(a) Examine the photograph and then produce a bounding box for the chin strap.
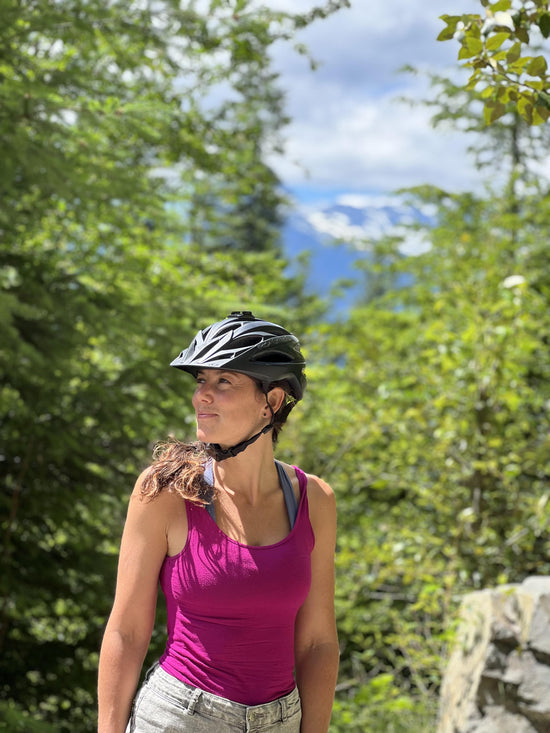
[207,423,274,461]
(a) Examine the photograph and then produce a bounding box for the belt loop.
[279,697,287,723]
[187,687,202,715]
[144,662,158,683]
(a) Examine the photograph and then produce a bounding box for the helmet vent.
[236,336,264,349]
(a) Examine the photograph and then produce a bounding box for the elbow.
[295,637,340,669]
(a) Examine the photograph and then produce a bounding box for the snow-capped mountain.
[282,193,433,310]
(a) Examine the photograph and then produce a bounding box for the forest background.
[1,0,549,731]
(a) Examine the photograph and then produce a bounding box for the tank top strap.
[292,465,308,495]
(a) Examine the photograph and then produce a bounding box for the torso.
[158,465,314,706]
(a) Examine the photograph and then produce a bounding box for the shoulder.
[124,468,189,558]
[302,471,335,502]
[287,465,335,510]
[279,463,336,535]
[302,472,336,532]
[127,467,185,525]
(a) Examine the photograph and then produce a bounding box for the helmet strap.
[207,423,273,461]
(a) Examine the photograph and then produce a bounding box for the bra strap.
[203,461,216,521]
[275,460,299,529]
[203,460,299,528]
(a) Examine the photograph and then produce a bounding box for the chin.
[197,429,223,446]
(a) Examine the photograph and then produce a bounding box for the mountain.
[281,194,432,311]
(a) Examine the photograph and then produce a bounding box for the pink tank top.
[158,466,314,705]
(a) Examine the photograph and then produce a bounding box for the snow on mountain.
[282,193,434,310]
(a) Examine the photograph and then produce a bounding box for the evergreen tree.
[0,1,346,729]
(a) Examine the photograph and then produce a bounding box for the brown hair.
[139,439,211,505]
[269,383,297,443]
[139,379,297,502]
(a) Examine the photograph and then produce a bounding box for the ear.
[267,387,285,414]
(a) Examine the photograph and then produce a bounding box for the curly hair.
[139,439,211,505]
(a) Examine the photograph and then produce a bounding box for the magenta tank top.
[158,466,314,705]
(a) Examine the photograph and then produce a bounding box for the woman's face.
[192,369,267,447]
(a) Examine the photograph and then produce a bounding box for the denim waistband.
[144,664,300,727]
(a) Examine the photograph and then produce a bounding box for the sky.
[268,0,484,205]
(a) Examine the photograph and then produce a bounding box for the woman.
[98,311,339,733]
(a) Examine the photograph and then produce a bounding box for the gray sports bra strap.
[203,460,298,528]
[203,461,216,521]
[275,460,299,529]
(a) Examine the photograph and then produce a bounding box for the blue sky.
[269,0,483,204]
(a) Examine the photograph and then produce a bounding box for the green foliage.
[0,1,344,730]
[0,700,57,732]
[438,1,550,125]
[2,1,548,731]
[331,674,438,733]
[285,180,550,727]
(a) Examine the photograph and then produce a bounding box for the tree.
[278,61,550,733]
[0,1,347,730]
[438,0,550,125]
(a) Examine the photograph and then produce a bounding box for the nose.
[193,381,213,404]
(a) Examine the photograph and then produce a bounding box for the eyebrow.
[196,369,239,378]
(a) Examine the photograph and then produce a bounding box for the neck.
[210,436,277,505]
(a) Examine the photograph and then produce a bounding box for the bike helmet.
[170,311,306,460]
[170,310,306,400]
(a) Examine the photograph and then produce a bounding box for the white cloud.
[268,0,484,196]
[271,91,479,192]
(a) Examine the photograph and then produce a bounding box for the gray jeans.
[126,664,302,732]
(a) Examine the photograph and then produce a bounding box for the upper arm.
[295,473,338,653]
[105,474,177,644]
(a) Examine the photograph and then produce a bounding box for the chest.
[162,502,313,615]
[202,460,301,547]
[212,491,291,546]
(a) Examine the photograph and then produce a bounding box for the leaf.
[508,55,535,74]
[537,11,550,38]
[516,27,530,43]
[437,15,461,41]
[484,99,507,123]
[491,0,512,11]
[459,36,484,59]
[526,55,548,77]
[485,32,510,51]
[517,93,535,123]
[533,104,550,124]
[537,91,550,109]
[506,42,522,63]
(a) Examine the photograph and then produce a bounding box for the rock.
[437,576,550,733]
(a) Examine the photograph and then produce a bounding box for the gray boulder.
[437,576,550,733]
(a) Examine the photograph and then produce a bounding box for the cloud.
[268,0,483,196]
[272,91,479,192]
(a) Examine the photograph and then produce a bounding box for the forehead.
[196,368,254,383]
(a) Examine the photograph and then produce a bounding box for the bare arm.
[97,477,182,733]
[294,474,339,733]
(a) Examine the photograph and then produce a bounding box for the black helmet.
[170,311,306,400]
